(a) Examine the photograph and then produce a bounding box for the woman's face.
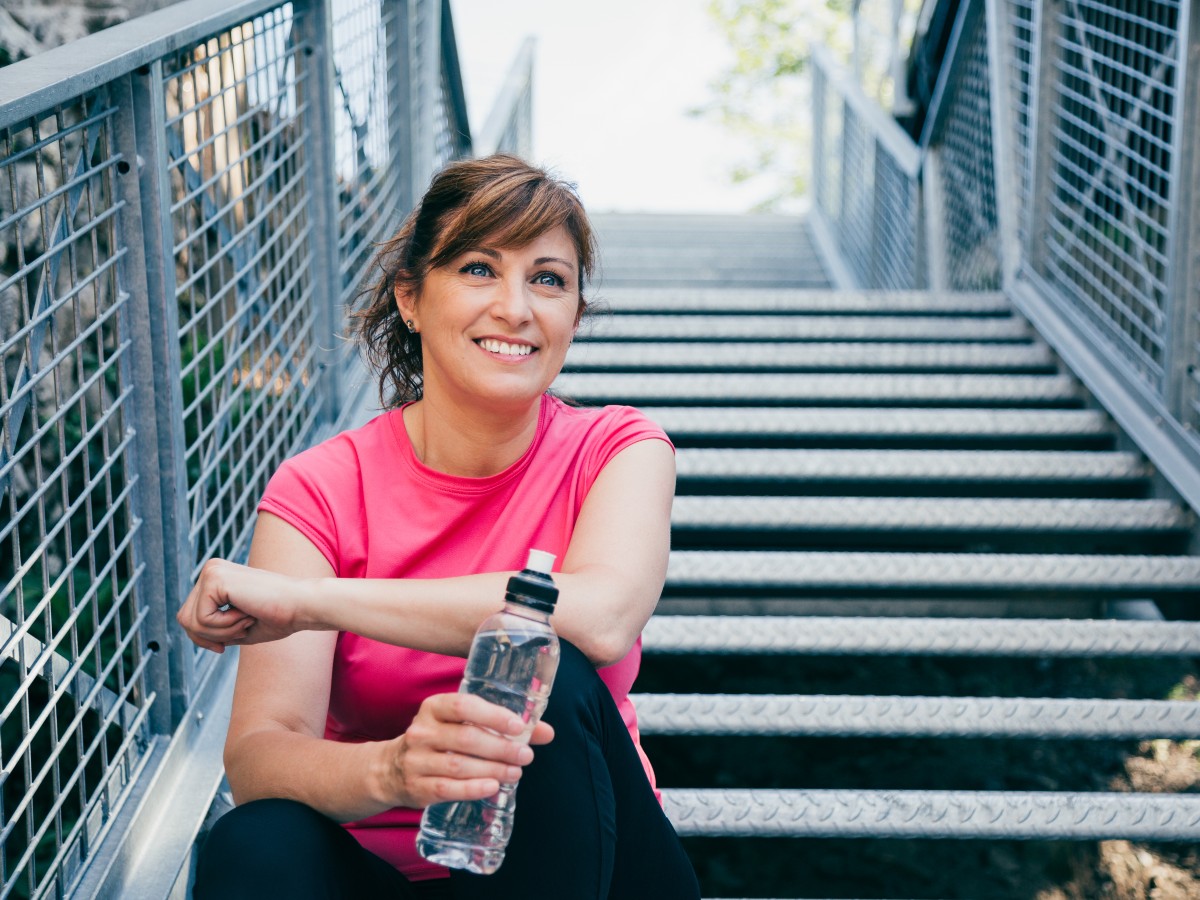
[400,225,581,413]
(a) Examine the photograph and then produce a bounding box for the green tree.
[695,0,918,210]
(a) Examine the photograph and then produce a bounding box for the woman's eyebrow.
[535,256,576,271]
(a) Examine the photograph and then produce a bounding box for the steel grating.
[634,693,1200,739]
[674,449,1147,483]
[665,550,1200,594]
[595,289,1010,315]
[578,314,1030,342]
[671,496,1186,533]
[661,789,1200,840]
[553,373,1080,406]
[642,407,1115,440]
[641,614,1200,658]
[564,341,1054,373]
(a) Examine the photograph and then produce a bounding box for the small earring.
[405,319,416,333]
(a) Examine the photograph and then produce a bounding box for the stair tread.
[633,693,1200,738]
[666,550,1200,592]
[660,788,1200,839]
[674,448,1146,480]
[671,496,1186,531]
[641,614,1200,657]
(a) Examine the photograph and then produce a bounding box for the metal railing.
[0,0,530,895]
[811,0,1200,513]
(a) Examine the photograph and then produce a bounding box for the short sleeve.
[579,405,674,499]
[257,434,363,575]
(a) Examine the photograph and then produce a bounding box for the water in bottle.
[416,549,561,874]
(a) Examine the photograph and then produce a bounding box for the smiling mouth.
[476,338,535,357]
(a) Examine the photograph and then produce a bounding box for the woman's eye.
[461,262,492,277]
[534,271,565,287]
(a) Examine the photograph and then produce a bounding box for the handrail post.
[130,59,198,728]
[111,72,175,737]
[983,0,1021,289]
[1019,0,1062,277]
[1162,1,1200,433]
[292,0,342,429]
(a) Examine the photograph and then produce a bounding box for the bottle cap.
[506,548,558,613]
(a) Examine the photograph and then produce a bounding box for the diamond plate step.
[670,496,1187,534]
[564,341,1054,373]
[634,694,1200,739]
[660,789,1200,840]
[578,314,1030,342]
[554,373,1080,407]
[596,287,1011,315]
[664,551,1200,596]
[640,615,1200,657]
[642,407,1116,447]
[674,449,1147,486]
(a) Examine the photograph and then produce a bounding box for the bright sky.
[449,0,774,214]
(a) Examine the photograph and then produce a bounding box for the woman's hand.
[176,558,318,652]
[375,692,555,810]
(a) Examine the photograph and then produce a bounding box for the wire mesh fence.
[812,0,1200,490]
[1,86,152,900]
[0,0,487,894]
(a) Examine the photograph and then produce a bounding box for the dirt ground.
[636,656,1200,899]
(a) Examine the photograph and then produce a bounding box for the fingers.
[392,692,553,808]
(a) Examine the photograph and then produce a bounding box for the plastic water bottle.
[416,549,561,874]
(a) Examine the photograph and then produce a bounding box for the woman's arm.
[221,518,551,821]
[178,438,675,667]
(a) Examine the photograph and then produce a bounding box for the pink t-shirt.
[257,395,673,880]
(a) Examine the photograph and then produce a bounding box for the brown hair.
[352,154,597,407]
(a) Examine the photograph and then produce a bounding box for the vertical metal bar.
[388,0,415,217]
[1020,0,1062,277]
[131,60,195,727]
[110,73,173,737]
[1162,1,1200,428]
[984,0,1021,289]
[415,0,441,197]
[922,148,948,290]
[291,0,341,429]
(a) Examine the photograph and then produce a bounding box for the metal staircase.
[562,212,1200,897]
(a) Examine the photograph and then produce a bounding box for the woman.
[177,155,701,899]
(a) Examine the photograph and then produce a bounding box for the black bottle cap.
[506,549,558,614]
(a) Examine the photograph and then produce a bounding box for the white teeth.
[479,338,532,356]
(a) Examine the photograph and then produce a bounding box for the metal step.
[578,314,1030,342]
[564,341,1054,373]
[660,789,1200,840]
[596,288,1011,315]
[554,373,1080,407]
[674,449,1147,487]
[664,551,1200,597]
[642,407,1116,447]
[641,615,1200,657]
[634,693,1200,739]
[671,496,1187,534]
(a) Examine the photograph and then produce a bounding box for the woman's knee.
[541,639,607,727]
[194,799,348,895]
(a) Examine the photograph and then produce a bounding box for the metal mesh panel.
[811,63,840,223]
[1040,0,1181,392]
[930,4,1001,290]
[872,145,921,289]
[0,89,153,900]
[330,0,407,431]
[839,106,876,287]
[161,5,324,585]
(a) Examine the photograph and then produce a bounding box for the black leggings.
[194,640,700,899]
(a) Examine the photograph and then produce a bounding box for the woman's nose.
[491,277,533,324]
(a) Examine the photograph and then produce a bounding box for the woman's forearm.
[225,728,393,823]
[300,567,655,667]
